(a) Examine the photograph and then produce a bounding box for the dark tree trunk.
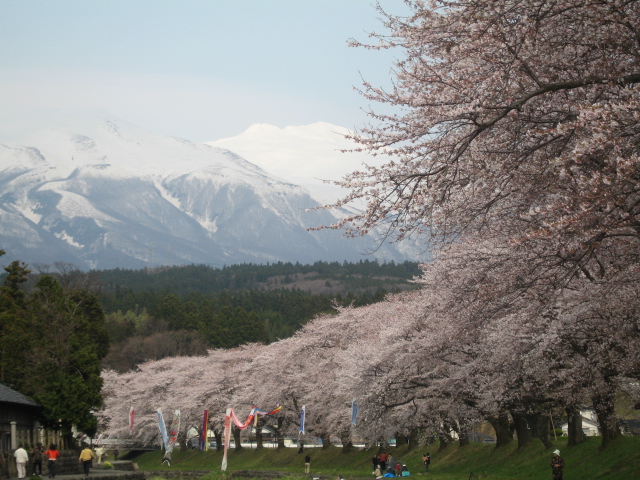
[255,426,263,449]
[512,411,532,449]
[254,416,267,449]
[437,426,453,453]
[276,417,285,448]
[340,431,353,453]
[178,431,188,452]
[395,432,408,447]
[526,412,552,449]
[592,392,621,449]
[320,433,331,450]
[565,407,586,447]
[487,412,514,448]
[458,431,470,447]
[232,425,243,450]
[407,428,419,451]
[214,431,223,451]
[450,422,469,447]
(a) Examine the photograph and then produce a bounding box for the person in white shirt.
[94,446,105,464]
[14,444,29,479]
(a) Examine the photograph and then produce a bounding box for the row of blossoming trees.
[99,0,640,452]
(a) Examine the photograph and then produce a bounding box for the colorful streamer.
[129,407,135,436]
[157,409,168,450]
[229,407,257,429]
[254,405,283,416]
[162,410,181,466]
[168,410,181,451]
[351,399,358,426]
[221,406,281,470]
[221,408,232,471]
[299,405,306,434]
[200,409,209,451]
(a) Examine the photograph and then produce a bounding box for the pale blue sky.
[0,0,407,142]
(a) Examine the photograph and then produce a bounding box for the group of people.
[371,452,415,478]
[13,444,60,479]
[371,449,563,480]
[12,443,116,479]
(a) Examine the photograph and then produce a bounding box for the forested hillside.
[90,260,421,372]
[90,259,420,296]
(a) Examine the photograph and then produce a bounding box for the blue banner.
[351,399,358,426]
[299,405,306,433]
[157,408,169,450]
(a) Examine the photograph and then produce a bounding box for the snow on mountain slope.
[0,109,413,269]
[207,122,383,204]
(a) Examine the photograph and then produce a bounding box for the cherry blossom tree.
[320,0,640,449]
[99,2,640,455]
[99,346,261,449]
[333,0,639,261]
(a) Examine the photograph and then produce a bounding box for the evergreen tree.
[0,255,110,444]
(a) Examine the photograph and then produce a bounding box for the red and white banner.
[129,407,135,435]
[220,406,281,471]
[221,408,233,471]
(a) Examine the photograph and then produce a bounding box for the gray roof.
[0,383,40,407]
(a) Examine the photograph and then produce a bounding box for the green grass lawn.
[128,436,640,480]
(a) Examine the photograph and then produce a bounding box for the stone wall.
[52,450,83,475]
[90,473,145,480]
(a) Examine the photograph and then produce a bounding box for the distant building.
[0,383,42,452]
[560,407,601,437]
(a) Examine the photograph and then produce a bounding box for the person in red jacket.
[378,452,388,472]
[44,444,60,479]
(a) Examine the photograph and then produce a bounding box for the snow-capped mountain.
[0,108,415,270]
[207,122,379,204]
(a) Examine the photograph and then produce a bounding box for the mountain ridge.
[0,109,417,270]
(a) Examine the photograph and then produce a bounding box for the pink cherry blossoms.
[100,0,639,451]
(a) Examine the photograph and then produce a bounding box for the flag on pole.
[299,405,306,434]
[351,399,358,426]
[200,410,209,451]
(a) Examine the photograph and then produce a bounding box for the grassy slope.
[129,436,640,479]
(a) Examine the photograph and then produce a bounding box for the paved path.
[9,472,143,480]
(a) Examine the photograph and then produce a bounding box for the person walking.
[304,453,311,474]
[551,450,564,480]
[422,452,431,474]
[14,444,29,479]
[31,444,43,476]
[94,446,105,464]
[79,444,95,477]
[44,444,60,479]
